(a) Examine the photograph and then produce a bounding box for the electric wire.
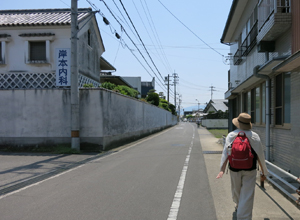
[117,0,166,83]
[157,0,225,58]
[132,0,172,74]
[87,0,177,101]
[88,0,168,93]
[141,0,173,74]
[99,0,168,92]
[86,0,167,93]
[111,0,140,42]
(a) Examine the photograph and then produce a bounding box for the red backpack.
[228,131,254,169]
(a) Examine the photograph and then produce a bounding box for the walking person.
[216,113,268,220]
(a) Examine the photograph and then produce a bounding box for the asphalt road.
[0,123,216,220]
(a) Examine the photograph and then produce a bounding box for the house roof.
[100,57,116,71]
[0,8,93,27]
[220,0,248,44]
[204,99,228,113]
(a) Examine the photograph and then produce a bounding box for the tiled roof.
[0,8,93,27]
[211,99,228,112]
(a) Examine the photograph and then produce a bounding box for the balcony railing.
[234,49,243,65]
[258,0,291,31]
[241,22,258,57]
[234,22,258,65]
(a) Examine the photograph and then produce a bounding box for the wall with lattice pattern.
[0,72,100,89]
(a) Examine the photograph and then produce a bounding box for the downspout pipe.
[253,65,270,161]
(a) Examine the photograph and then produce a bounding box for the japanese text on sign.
[56,48,71,86]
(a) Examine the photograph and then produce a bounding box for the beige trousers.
[230,169,257,220]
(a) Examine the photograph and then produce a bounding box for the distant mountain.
[180,105,206,116]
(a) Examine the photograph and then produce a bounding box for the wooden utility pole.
[71,0,80,150]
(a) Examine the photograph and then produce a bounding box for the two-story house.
[0,8,110,89]
[221,0,300,177]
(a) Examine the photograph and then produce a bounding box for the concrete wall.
[201,119,228,129]
[0,88,177,150]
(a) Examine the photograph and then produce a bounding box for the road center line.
[167,126,195,220]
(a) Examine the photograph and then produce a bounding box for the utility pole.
[196,99,200,112]
[71,0,80,150]
[172,72,179,108]
[209,85,216,100]
[178,95,182,117]
[164,75,170,103]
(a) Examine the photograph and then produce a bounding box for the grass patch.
[207,129,228,138]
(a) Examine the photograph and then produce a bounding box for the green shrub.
[115,85,139,98]
[100,82,116,90]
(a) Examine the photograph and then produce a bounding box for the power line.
[117,0,166,83]
[141,0,173,74]
[157,0,225,58]
[96,0,168,92]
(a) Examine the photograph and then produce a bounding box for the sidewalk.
[198,126,300,220]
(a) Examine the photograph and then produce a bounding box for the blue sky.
[1,0,232,111]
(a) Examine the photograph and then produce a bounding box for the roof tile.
[0,8,93,26]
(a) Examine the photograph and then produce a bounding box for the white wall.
[0,88,177,150]
[202,119,228,129]
[0,27,71,73]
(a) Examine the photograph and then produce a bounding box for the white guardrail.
[265,160,300,206]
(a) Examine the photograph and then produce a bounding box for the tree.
[146,92,160,106]
[168,104,176,115]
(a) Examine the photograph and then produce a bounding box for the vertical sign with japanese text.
[56,48,71,87]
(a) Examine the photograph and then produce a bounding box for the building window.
[30,41,46,61]
[0,42,2,63]
[255,86,260,123]
[251,89,255,123]
[88,30,91,47]
[262,83,266,124]
[0,41,6,64]
[243,82,266,125]
[275,72,291,125]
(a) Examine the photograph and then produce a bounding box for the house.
[141,77,155,98]
[203,99,228,114]
[221,0,300,177]
[0,8,108,89]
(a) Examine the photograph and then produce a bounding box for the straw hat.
[232,113,252,130]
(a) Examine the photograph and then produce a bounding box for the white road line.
[167,126,195,220]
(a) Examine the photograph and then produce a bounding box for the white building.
[221,0,300,177]
[0,8,107,89]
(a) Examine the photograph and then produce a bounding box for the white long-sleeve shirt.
[220,129,268,175]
